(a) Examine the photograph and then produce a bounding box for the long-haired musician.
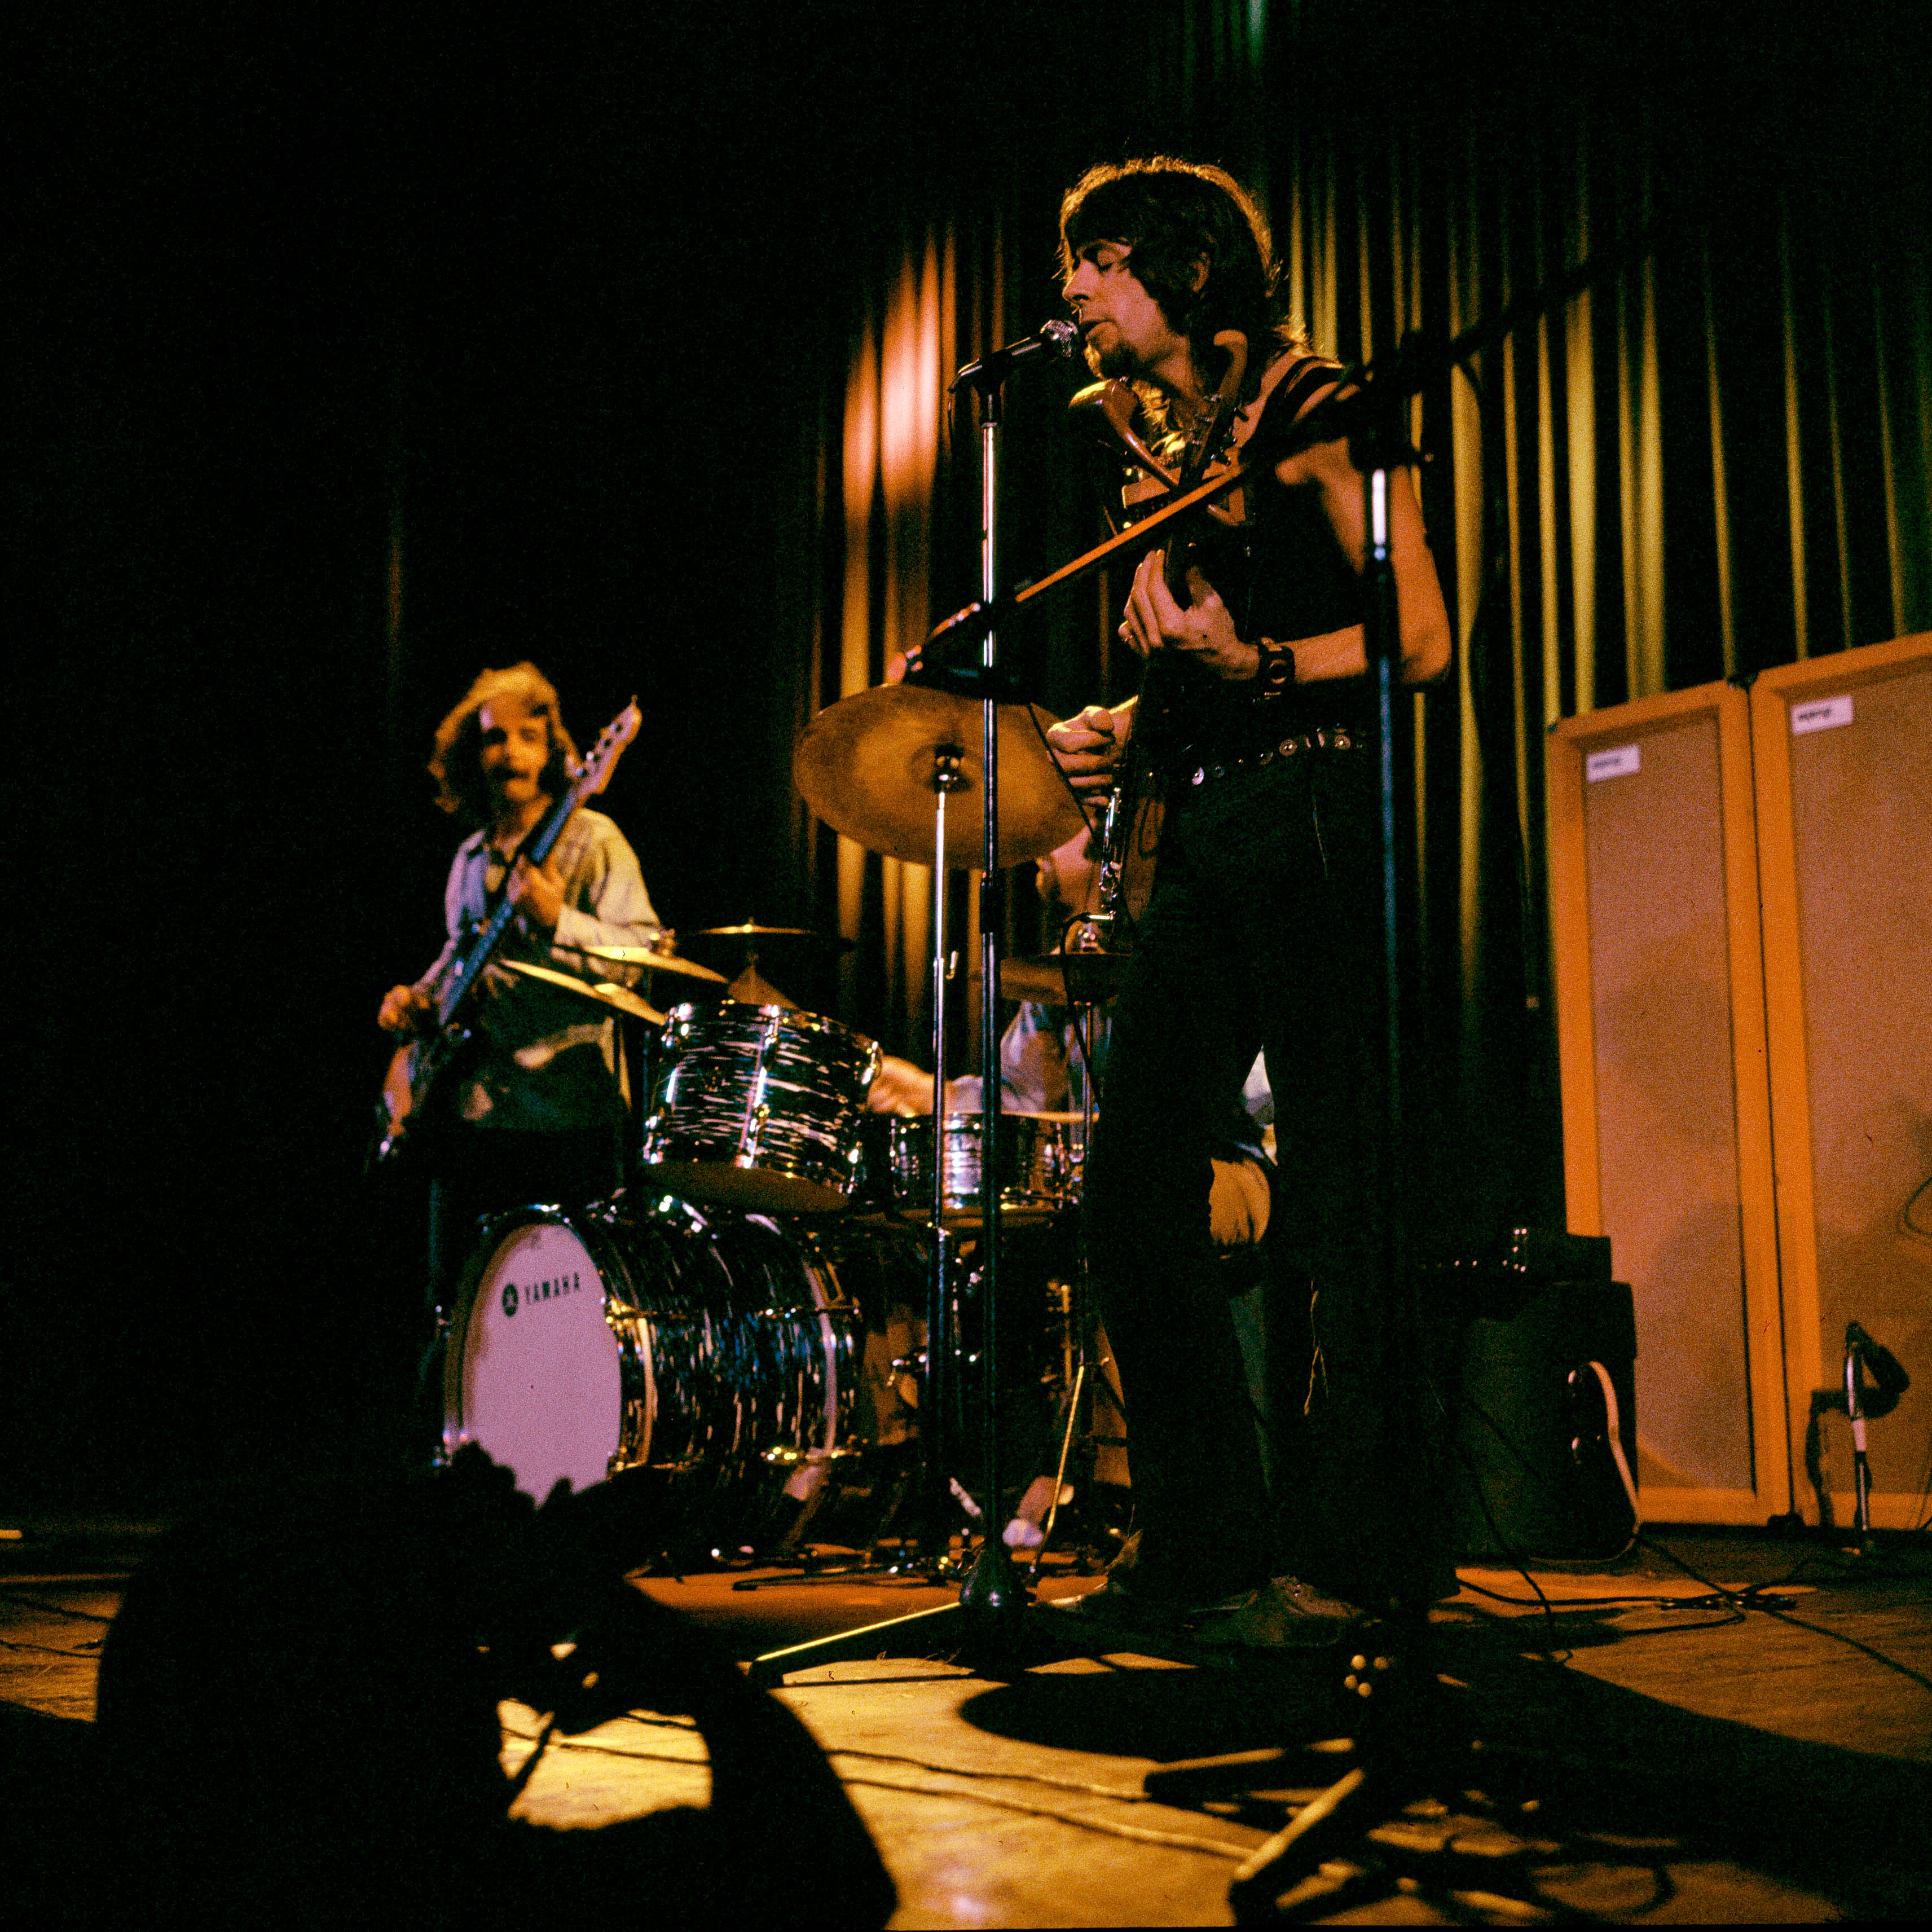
[377,662,660,1293]
[1046,159,1452,1646]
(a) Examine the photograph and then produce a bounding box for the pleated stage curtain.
[789,0,1929,1240]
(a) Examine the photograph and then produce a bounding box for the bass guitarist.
[1046,159,1452,1648]
[377,662,661,1295]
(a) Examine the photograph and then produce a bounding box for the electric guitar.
[371,698,642,1167]
[1073,333,1252,949]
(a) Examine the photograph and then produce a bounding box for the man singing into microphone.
[1046,158,1451,1648]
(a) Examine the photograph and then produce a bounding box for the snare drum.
[868,1110,1084,1224]
[639,1002,882,1212]
[441,1196,926,1549]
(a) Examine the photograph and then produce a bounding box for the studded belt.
[1187,725,1362,788]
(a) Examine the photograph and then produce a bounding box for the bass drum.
[441,1194,927,1553]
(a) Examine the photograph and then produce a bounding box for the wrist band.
[1253,639,1296,700]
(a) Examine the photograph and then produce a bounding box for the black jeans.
[1085,737,1400,1604]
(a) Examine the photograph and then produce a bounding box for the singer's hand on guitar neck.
[1121,548,1260,681]
[1046,701,1136,799]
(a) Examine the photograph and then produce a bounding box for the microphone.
[952,319,1080,391]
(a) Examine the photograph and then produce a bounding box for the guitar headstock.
[568,698,642,803]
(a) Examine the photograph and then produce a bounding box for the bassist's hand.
[377,983,433,1036]
[1124,548,1260,683]
[508,851,566,932]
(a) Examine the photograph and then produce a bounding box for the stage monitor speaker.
[1548,682,1790,1524]
[1751,634,1931,1530]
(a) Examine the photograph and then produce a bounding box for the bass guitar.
[371,697,643,1167]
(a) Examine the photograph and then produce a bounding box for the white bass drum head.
[447,1218,621,1500]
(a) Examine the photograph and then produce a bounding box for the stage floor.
[5,1523,1929,1924]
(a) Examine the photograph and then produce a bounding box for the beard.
[1085,332,1142,381]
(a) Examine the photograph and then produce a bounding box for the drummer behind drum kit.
[439,680,1112,1568]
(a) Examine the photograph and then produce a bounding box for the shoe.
[1189,1574,1363,1651]
[1056,1569,1255,1632]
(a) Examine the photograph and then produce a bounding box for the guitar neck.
[433,794,580,1030]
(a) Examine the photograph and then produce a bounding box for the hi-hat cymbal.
[581,945,728,984]
[687,923,855,953]
[794,684,1086,870]
[501,958,667,1025]
[999,952,1130,1006]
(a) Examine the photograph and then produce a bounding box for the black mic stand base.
[743,1565,1121,1690]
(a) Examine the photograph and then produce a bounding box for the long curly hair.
[1059,157,1309,430]
[428,662,579,826]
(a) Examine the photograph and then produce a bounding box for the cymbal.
[999,952,1130,1005]
[794,684,1086,870]
[581,945,728,984]
[727,964,798,1009]
[501,958,666,1025]
[688,923,855,953]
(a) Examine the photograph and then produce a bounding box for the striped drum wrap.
[639,1001,882,1212]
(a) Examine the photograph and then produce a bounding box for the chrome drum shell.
[639,1002,882,1212]
[442,1194,925,1550]
[870,1111,1084,1224]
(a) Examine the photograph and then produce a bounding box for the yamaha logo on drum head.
[498,1271,584,1319]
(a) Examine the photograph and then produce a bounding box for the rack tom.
[866,1110,1084,1225]
[639,1002,881,1212]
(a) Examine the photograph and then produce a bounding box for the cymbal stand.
[1028,987,1108,1574]
[921,747,967,1567]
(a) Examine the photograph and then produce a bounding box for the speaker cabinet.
[1548,682,1789,1523]
[1548,635,1932,1529]
[1752,636,1932,1530]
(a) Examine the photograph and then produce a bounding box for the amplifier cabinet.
[1751,636,1931,1530]
[1548,635,1931,1528]
[1548,684,1788,1524]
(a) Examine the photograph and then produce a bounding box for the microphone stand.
[746,329,1086,1687]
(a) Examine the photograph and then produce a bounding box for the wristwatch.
[1253,638,1296,700]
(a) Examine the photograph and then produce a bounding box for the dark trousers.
[1085,740,1402,1605]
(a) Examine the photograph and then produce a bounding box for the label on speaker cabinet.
[1586,743,1641,782]
[1790,693,1854,735]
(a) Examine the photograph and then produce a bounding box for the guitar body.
[371,1022,478,1167]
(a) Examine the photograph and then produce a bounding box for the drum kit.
[439,679,1117,1573]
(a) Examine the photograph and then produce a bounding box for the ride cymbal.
[794,684,1085,870]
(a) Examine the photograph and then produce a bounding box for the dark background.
[13,1,1924,1510]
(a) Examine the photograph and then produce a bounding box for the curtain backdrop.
[788,0,1929,1247]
